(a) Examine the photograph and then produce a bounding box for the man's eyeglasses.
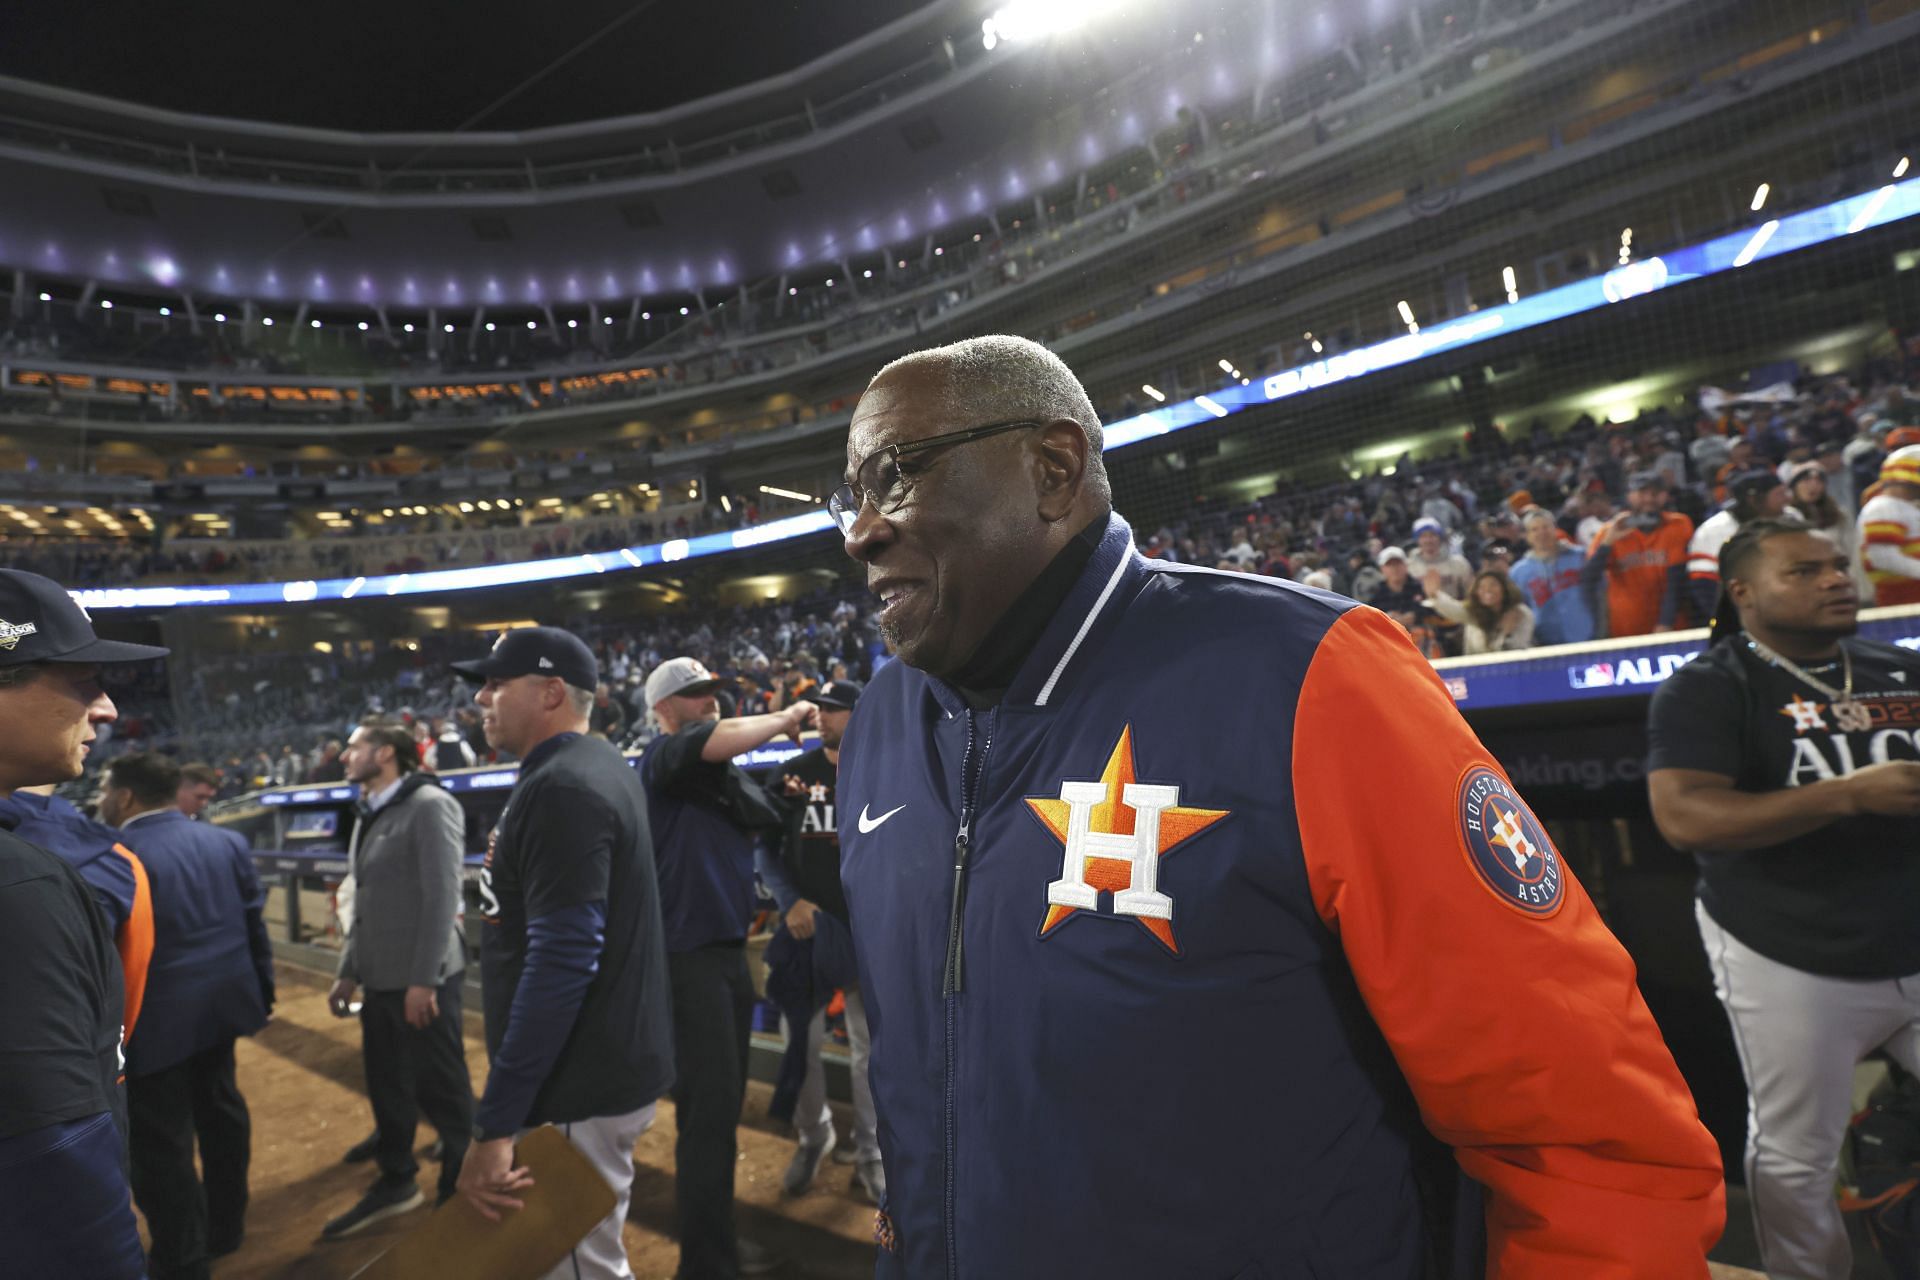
[829,418,1043,536]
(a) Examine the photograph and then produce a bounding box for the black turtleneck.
[950,511,1110,708]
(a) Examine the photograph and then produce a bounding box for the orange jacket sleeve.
[110,843,154,1042]
[1292,606,1723,1278]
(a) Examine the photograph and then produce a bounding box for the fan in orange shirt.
[1587,470,1696,636]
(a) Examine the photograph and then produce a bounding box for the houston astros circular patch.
[1456,765,1563,918]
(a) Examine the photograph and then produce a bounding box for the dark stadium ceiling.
[1,0,940,131]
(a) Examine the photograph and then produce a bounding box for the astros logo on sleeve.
[1456,765,1563,917]
[1024,726,1230,954]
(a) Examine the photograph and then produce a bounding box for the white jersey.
[1686,510,1740,586]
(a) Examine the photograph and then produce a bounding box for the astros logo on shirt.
[1024,726,1230,954]
[1456,765,1563,917]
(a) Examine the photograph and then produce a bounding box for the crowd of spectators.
[1128,338,1920,659]
[79,589,884,801]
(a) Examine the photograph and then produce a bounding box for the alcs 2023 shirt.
[767,746,851,926]
[479,733,674,1124]
[1647,635,1920,977]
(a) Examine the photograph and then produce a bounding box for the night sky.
[4,0,942,131]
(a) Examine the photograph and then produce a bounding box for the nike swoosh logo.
[858,804,907,834]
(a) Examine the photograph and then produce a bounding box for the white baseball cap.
[644,656,724,709]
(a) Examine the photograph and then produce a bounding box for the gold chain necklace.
[1746,636,1869,731]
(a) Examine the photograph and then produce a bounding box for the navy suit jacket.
[116,810,273,1077]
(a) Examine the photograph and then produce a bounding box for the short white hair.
[871,335,1110,501]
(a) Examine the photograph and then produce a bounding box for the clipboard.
[350,1125,618,1280]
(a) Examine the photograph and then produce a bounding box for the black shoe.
[342,1131,380,1164]
[321,1180,425,1239]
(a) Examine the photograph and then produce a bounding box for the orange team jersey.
[1590,511,1694,636]
[1295,606,1724,1275]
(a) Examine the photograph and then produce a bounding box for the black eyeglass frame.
[829,417,1044,534]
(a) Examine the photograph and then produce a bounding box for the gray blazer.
[337,777,466,991]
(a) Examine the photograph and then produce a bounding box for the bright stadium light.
[1217,358,1234,373]
[403,322,414,333]
[445,323,455,333]
[485,322,496,332]
[262,317,274,327]
[982,0,1117,50]
[100,299,113,309]
[37,292,49,302]
[1502,265,1519,304]
[1732,219,1779,268]
[1751,183,1770,212]
[158,306,170,317]
[759,484,817,503]
[1898,157,1912,179]
[357,321,369,331]
[526,320,537,329]
[566,318,577,329]
[310,318,321,328]
[1141,384,1165,402]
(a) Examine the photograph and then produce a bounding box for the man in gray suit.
[323,719,474,1238]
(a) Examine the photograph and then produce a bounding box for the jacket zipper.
[943,707,993,1279]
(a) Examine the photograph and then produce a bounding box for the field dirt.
[166,964,876,1279]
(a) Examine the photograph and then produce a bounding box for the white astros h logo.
[1491,808,1538,873]
[1026,727,1230,954]
[1780,694,1828,734]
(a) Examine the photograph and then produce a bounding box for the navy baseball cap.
[0,569,170,667]
[1729,469,1784,503]
[451,626,598,690]
[812,679,863,711]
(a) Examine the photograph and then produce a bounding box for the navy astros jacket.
[835,514,1723,1280]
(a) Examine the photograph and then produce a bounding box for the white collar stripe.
[1034,550,1133,707]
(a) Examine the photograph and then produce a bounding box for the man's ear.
[1033,419,1089,523]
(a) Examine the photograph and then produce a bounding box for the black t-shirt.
[768,746,850,926]
[0,823,126,1146]
[479,734,674,1124]
[1647,636,1920,977]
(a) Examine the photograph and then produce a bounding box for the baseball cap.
[1377,546,1409,566]
[1729,469,1784,503]
[1881,445,1920,488]
[1782,460,1826,488]
[1626,469,1667,492]
[812,679,864,712]
[1411,516,1444,537]
[0,570,170,667]
[643,656,724,709]
[451,626,598,690]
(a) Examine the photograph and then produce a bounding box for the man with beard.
[323,719,473,1237]
[641,656,815,1279]
[828,334,1722,1278]
[1650,521,1920,1279]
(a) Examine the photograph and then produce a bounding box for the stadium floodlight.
[982,0,1116,50]
[1193,395,1229,419]
[1751,183,1770,212]
[311,319,321,328]
[403,323,414,333]
[680,307,690,316]
[36,292,49,302]
[789,287,797,296]
[1732,220,1779,268]
[1848,185,1896,234]
[566,319,577,329]
[760,484,817,503]
[527,320,537,329]
[720,495,732,513]
[458,502,474,513]
[1217,358,1234,373]
[1141,384,1165,402]
[1502,265,1519,304]
[863,269,873,279]
[641,311,651,320]
[605,315,614,324]
[1899,157,1912,179]
[263,317,274,326]
[357,321,369,331]
[100,299,113,309]
[214,312,227,323]
[445,323,455,332]
[485,322,497,331]
[159,307,170,317]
